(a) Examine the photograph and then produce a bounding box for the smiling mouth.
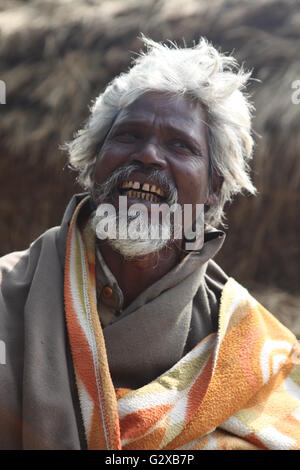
[119,180,165,203]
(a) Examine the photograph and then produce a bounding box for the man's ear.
[206,172,223,206]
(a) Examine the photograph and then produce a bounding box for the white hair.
[65,35,256,227]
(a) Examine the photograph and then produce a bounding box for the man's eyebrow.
[112,119,206,151]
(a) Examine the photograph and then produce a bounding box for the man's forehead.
[113,92,208,134]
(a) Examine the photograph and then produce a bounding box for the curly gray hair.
[65,35,256,227]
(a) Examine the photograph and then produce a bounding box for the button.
[102,286,113,299]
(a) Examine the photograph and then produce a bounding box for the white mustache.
[92,163,178,206]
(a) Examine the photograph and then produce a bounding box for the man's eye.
[171,140,192,151]
[115,132,139,142]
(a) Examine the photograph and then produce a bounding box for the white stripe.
[256,426,296,450]
[213,281,250,369]
[225,284,249,327]
[283,377,300,402]
[260,340,292,384]
[202,434,218,450]
[273,353,289,375]
[291,407,300,422]
[220,415,250,437]
[167,395,188,427]
[118,389,181,417]
[77,377,94,435]
[68,229,93,348]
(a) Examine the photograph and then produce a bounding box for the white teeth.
[122,180,164,197]
[149,185,164,197]
[122,180,164,201]
[142,183,150,192]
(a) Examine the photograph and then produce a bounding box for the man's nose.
[131,142,167,169]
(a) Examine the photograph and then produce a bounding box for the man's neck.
[96,239,182,309]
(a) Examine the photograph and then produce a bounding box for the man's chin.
[91,203,175,259]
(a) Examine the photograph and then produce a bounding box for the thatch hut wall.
[0,0,299,294]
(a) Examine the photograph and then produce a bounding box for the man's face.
[93,91,212,211]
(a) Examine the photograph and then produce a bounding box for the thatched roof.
[0,0,299,292]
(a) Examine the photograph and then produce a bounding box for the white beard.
[92,209,172,259]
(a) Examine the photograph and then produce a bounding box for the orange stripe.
[120,404,172,441]
[65,279,100,404]
[123,422,169,450]
[89,405,109,450]
[238,328,262,390]
[116,388,133,400]
[246,432,268,449]
[64,201,107,449]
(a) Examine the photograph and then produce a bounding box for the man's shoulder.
[0,193,90,283]
[0,227,60,284]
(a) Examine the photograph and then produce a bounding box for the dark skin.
[93,92,221,308]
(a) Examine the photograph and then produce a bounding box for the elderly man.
[1,37,300,450]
